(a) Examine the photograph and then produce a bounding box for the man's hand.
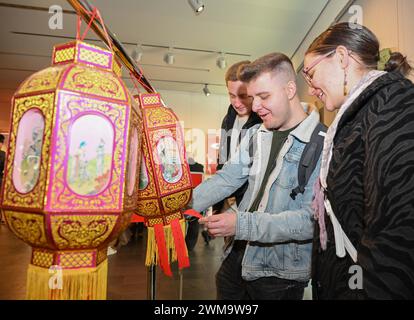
[199,213,237,237]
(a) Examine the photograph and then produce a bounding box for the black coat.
[312,72,414,300]
[213,105,262,212]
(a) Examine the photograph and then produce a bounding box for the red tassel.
[171,219,190,270]
[183,209,203,219]
[153,224,172,277]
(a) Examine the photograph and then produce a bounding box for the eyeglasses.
[302,50,336,86]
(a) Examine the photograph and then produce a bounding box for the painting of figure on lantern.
[156,135,182,184]
[138,156,149,190]
[12,109,45,194]
[66,114,114,196]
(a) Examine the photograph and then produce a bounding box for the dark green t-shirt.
[248,125,298,212]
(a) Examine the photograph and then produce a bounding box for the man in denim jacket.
[193,53,323,300]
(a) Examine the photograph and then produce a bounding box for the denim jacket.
[193,110,322,282]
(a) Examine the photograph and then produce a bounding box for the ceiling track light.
[203,84,211,96]
[187,0,205,14]
[131,44,143,62]
[216,53,227,70]
[163,47,175,65]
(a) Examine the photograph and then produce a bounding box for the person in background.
[303,22,414,299]
[191,53,324,300]
[213,61,262,215]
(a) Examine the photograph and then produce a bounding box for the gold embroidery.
[32,249,54,268]
[145,107,175,128]
[54,47,75,64]
[4,211,48,247]
[59,251,94,268]
[62,66,126,102]
[50,214,118,249]
[96,247,108,265]
[161,190,191,214]
[146,217,164,227]
[142,95,161,106]
[165,212,183,224]
[112,58,122,77]
[79,46,110,68]
[136,199,160,217]
[18,67,64,95]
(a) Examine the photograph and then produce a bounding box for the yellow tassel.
[144,219,187,267]
[26,259,108,300]
[145,226,156,266]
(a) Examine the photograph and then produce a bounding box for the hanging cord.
[76,7,112,51]
[129,66,154,94]
[129,71,142,95]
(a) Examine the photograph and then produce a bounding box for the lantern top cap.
[52,40,121,76]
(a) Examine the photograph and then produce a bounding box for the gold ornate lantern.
[135,93,193,276]
[0,40,142,299]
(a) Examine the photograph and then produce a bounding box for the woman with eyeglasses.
[303,22,414,299]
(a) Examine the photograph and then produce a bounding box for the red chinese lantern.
[0,33,142,299]
[135,93,194,276]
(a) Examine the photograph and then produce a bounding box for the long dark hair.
[306,22,412,76]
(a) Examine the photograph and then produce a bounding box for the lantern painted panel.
[45,92,128,212]
[12,108,45,194]
[155,135,183,184]
[66,114,114,196]
[150,128,191,197]
[138,155,149,190]
[127,128,139,196]
[2,93,55,210]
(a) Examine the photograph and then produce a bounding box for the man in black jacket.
[213,61,262,214]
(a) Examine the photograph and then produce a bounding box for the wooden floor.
[0,223,222,300]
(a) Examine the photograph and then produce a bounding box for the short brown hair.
[238,53,295,83]
[225,60,251,83]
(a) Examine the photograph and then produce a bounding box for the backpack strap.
[290,123,327,200]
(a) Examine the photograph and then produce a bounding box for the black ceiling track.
[0,2,76,14]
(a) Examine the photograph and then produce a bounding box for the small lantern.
[0,40,143,299]
[135,93,192,276]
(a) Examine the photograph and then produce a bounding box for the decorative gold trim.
[50,214,118,249]
[54,47,76,64]
[4,211,49,247]
[161,190,191,215]
[2,93,54,209]
[17,66,65,95]
[61,66,127,102]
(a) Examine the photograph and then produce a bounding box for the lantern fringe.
[26,259,108,300]
[145,219,187,270]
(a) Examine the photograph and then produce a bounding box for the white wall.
[158,89,229,166]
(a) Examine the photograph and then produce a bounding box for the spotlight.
[216,53,227,69]
[131,44,143,62]
[163,48,175,65]
[203,84,211,96]
[188,0,205,14]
